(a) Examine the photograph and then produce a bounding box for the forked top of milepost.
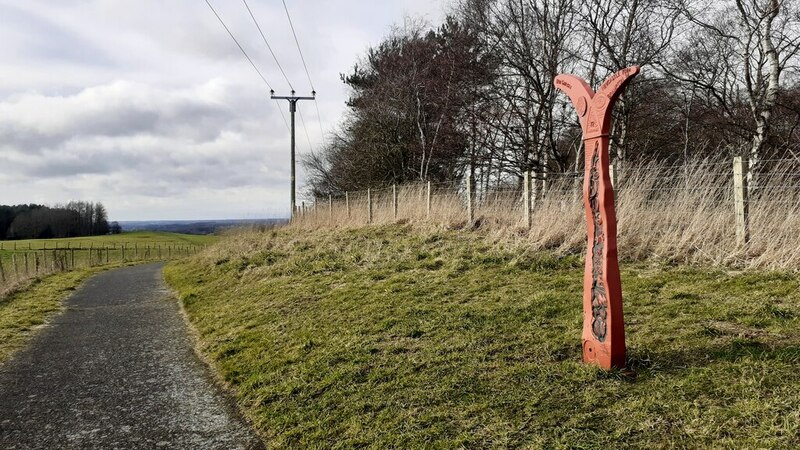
[554,66,640,140]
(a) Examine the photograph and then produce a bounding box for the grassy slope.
[165,225,800,449]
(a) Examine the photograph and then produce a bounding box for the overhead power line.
[204,0,289,131]
[276,103,290,130]
[241,0,294,91]
[280,0,326,147]
[204,0,273,92]
[281,0,315,92]
[313,101,325,147]
[298,109,314,152]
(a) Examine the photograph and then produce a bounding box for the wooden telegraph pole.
[271,90,316,222]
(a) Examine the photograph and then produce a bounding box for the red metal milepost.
[554,66,640,369]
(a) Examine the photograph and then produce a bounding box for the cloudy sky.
[0,0,446,221]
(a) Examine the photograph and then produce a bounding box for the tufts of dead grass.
[286,159,800,270]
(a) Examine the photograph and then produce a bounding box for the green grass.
[165,225,800,449]
[0,231,215,290]
[0,231,217,250]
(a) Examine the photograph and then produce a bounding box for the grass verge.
[0,268,104,365]
[165,225,800,448]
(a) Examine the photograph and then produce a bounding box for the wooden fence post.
[0,259,6,283]
[329,194,333,225]
[345,192,351,218]
[12,253,18,278]
[24,253,29,275]
[524,170,532,228]
[392,184,398,219]
[609,163,616,188]
[466,178,474,224]
[541,167,548,199]
[367,188,373,224]
[426,181,432,219]
[733,156,750,246]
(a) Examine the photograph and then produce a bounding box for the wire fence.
[290,157,800,270]
[0,243,204,296]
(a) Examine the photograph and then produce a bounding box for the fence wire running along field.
[290,158,800,271]
[0,242,203,296]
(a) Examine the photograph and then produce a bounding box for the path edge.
[161,268,269,448]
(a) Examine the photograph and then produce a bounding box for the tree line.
[305,0,800,196]
[0,201,121,240]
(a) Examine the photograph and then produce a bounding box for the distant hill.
[118,219,287,235]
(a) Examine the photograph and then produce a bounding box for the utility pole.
[271,89,316,220]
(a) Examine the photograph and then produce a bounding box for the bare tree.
[580,0,680,163]
[668,0,800,187]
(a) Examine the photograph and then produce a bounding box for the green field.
[0,231,220,366]
[166,225,800,449]
[0,231,217,251]
[0,232,217,288]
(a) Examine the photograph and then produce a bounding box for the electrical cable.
[281,0,314,91]
[204,0,273,91]
[279,0,327,146]
[205,0,289,131]
[275,102,290,131]
[242,0,294,91]
[298,108,314,152]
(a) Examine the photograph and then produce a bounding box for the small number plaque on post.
[554,66,639,369]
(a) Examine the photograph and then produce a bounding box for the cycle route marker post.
[554,66,640,369]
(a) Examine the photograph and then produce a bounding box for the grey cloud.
[0,81,243,153]
[1,4,115,67]
[0,0,444,219]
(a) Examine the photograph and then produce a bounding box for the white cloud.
[0,0,447,220]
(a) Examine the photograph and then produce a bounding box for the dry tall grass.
[288,159,800,270]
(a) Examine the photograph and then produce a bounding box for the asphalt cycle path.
[0,263,263,449]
